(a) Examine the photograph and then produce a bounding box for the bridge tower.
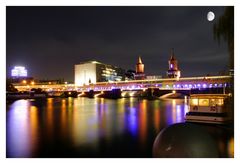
[135,56,145,80]
[167,48,181,78]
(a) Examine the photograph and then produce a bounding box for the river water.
[6,97,233,158]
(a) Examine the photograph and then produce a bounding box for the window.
[191,99,198,106]
[210,99,216,106]
[199,99,209,106]
[216,99,224,106]
[210,98,224,106]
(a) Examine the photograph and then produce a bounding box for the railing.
[13,75,232,92]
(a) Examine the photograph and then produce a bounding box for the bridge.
[13,75,232,98]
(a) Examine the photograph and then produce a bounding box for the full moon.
[207,11,215,21]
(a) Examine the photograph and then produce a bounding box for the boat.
[185,94,233,124]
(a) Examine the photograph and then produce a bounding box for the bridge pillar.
[86,90,95,98]
[61,91,78,98]
[104,89,121,99]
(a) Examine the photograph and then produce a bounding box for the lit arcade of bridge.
[15,75,232,93]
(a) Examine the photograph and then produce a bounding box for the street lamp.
[22,80,27,84]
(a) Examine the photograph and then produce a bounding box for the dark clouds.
[6,6,229,81]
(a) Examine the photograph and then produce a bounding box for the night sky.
[6,6,229,82]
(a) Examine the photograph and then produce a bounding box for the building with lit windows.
[135,56,145,80]
[75,61,125,86]
[167,49,181,78]
[11,66,27,77]
[8,66,34,84]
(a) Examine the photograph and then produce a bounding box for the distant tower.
[167,49,181,78]
[136,56,144,73]
[135,56,145,80]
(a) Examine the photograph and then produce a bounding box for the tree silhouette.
[6,79,18,92]
[213,7,234,69]
[214,7,234,123]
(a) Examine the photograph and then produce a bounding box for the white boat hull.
[185,115,231,124]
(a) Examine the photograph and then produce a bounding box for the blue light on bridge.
[203,84,207,88]
[71,76,230,92]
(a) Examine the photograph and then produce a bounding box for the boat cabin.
[185,94,232,124]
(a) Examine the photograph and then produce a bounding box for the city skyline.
[5,4,235,159]
[7,6,229,81]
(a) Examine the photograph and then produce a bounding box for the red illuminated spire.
[167,48,181,78]
[138,56,142,64]
[136,56,144,74]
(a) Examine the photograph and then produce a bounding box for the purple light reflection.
[7,100,38,157]
[126,107,138,136]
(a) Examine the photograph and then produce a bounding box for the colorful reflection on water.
[6,100,39,157]
[7,97,231,157]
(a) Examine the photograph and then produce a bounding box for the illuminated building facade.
[135,56,145,80]
[9,66,34,84]
[146,75,162,80]
[11,66,27,77]
[167,49,181,78]
[75,61,125,86]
